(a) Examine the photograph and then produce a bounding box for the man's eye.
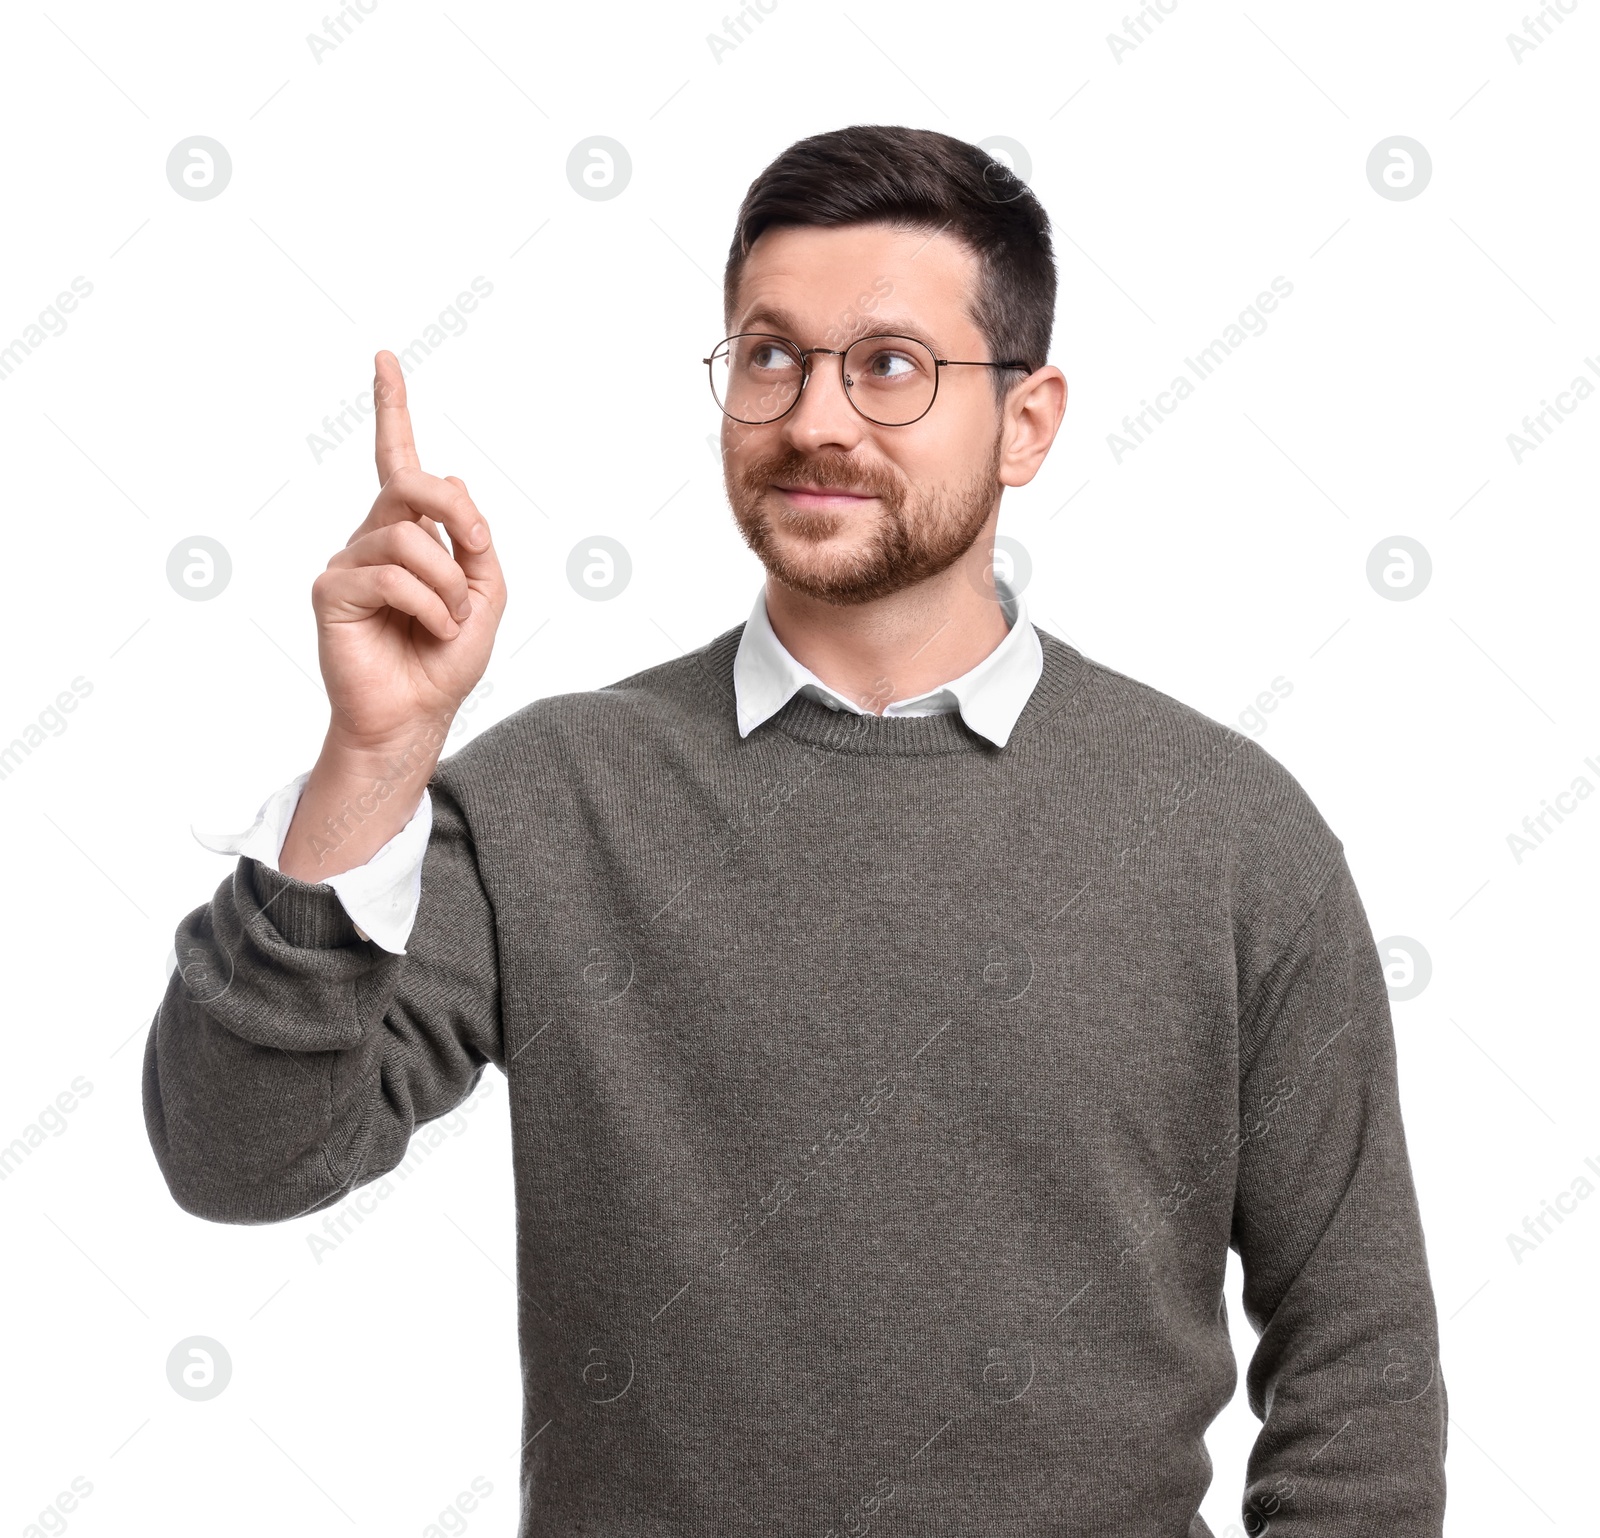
[864,350,917,379]
[749,345,798,371]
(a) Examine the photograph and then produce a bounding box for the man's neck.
[761,538,1011,715]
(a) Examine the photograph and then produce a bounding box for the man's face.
[721,223,1009,606]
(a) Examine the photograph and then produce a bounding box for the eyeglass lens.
[709,335,939,426]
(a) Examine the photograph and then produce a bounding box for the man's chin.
[731,505,909,604]
[764,492,876,540]
[769,513,854,550]
[770,569,896,607]
[760,545,911,606]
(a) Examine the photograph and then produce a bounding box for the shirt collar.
[733,574,1043,748]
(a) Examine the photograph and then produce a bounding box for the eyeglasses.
[703,332,1030,427]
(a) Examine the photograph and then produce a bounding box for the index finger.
[373,349,420,487]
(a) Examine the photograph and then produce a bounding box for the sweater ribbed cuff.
[244,856,369,951]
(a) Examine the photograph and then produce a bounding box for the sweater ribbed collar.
[733,575,1043,747]
[702,620,1088,758]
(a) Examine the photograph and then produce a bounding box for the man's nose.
[782,352,865,454]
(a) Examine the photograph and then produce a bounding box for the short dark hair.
[723,125,1056,401]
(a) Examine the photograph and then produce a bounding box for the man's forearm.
[279,720,449,882]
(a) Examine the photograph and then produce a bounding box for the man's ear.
[998,366,1068,489]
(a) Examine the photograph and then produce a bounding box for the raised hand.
[280,351,508,883]
[310,350,507,754]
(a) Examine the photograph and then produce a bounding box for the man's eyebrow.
[735,306,941,349]
[737,304,802,334]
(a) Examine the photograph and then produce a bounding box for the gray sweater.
[143,623,1447,1536]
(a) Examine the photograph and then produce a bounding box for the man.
[145,124,1447,1534]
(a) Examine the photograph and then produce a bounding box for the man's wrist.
[322,715,453,776]
[279,721,447,881]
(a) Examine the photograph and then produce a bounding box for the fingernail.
[456,598,472,620]
[469,523,487,547]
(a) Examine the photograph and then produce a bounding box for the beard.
[726,432,1003,606]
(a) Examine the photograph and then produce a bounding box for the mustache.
[734,449,906,504]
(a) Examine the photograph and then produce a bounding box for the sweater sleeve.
[1230,850,1447,1535]
[190,769,435,955]
[142,773,502,1225]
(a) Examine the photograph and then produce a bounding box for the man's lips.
[772,483,878,506]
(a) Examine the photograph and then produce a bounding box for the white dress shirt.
[193,576,1043,955]
[733,574,1041,745]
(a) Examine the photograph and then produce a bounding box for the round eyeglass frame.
[702,332,1031,428]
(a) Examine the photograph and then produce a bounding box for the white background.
[1,1,1595,1533]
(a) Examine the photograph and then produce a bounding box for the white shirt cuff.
[190,770,432,955]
